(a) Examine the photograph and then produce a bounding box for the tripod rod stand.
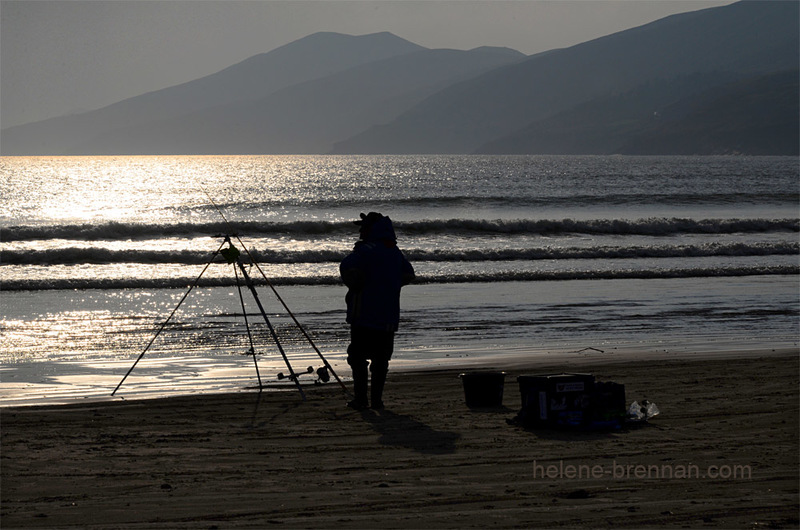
[112,235,344,400]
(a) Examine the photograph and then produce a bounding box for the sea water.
[1,155,798,405]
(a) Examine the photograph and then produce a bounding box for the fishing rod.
[200,186,350,396]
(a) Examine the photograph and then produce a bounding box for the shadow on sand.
[359,409,461,455]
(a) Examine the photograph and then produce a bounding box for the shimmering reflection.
[1,154,797,375]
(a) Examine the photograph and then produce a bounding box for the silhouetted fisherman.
[340,212,415,410]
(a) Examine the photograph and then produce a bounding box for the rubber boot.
[348,360,369,410]
[370,360,388,410]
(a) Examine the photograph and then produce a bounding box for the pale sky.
[1,0,735,128]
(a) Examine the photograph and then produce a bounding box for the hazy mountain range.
[2,0,797,156]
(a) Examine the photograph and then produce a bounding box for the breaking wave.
[2,265,797,291]
[3,242,797,266]
[189,191,800,212]
[2,217,798,242]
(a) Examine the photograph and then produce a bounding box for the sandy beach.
[2,350,798,529]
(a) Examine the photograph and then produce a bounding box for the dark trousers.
[347,325,394,405]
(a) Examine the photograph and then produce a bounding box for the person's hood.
[366,215,397,242]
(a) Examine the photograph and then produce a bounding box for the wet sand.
[2,350,798,529]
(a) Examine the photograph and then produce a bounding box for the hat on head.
[353,212,384,227]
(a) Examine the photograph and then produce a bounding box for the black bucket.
[460,371,506,408]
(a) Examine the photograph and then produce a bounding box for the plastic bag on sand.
[628,400,660,422]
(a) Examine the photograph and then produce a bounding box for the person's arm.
[340,251,366,289]
[401,257,415,286]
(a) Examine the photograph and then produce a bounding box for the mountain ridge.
[1,31,428,154]
[478,70,799,155]
[3,1,797,156]
[332,0,798,154]
[70,46,525,155]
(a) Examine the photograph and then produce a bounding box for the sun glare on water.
[0,156,305,226]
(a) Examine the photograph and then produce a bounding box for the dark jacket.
[340,216,415,332]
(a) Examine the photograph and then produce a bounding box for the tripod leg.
[236,261,306,400]
[112,240,226,396]
[233,264,262,389]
